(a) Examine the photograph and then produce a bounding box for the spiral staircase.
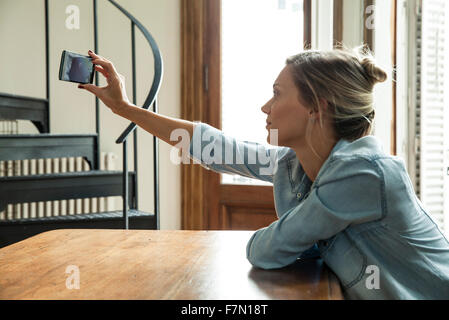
[0,0,163,248]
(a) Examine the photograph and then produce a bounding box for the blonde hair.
[285,45,388,146]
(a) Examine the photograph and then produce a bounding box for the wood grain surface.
[0,229,343,300]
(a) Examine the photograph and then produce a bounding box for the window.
[403,0,449,235]
[221,0,304,185]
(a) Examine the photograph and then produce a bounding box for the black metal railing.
[43,0,163,229]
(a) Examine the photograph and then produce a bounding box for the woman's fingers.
[78,83,100,96]
[88,50,107,62]
[92,59,118,79]
[88,50,99,58]
[88,50,118,76]
[90,58,111,70]
[95,65,109,78]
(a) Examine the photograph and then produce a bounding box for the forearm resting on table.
[116,102,196,147]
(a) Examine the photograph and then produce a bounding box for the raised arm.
[78,50,195,147]
[188,123,283,183]
[115,104,196,148]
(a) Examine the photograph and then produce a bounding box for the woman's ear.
[309,109,317,125]
[319,98,329,112]
[309,109,316,118]
[315,98,330,120]
[309,99,329,124]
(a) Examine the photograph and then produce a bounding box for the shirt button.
[296,192,302,200]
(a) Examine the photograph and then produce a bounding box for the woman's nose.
[261,101,271,114]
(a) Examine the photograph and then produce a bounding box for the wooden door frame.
[363,0,375,51]
[333,0,344,48]
[304,0,312,48]
[180,0,219,230]
[391,0,397,155]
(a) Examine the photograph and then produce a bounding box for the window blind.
[415,0,448,232]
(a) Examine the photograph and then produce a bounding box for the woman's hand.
[78,50,131,114]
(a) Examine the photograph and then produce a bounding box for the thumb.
[78,84,99,96]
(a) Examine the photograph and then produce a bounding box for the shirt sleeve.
[188,122,284,183]
[246,157,384,269]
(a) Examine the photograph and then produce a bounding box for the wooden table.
[0,229,343,300]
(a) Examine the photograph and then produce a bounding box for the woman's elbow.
[247,254,278,270]
[246,243,290,270]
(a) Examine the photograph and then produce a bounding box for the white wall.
[0,1,47,98]
[0,0,181,229]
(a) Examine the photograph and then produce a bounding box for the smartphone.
[58,50,95,84]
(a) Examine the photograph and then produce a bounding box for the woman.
[79,48,449,300]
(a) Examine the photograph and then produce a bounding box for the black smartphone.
[58,50,95,84]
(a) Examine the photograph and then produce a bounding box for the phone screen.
[59,50,94,84]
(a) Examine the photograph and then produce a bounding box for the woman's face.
[261,65,312,147]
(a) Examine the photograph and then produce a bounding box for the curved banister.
[107,0,164,144]
[1,0,161,230]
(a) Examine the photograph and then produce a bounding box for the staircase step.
[0,209,154,225]
[0,92,49,133]
[0,209,156,248]
[0,171,136,211]
[0,134,98,169]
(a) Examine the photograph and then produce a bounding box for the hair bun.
[360,57,388,85]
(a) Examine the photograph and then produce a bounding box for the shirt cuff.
[188,121,211,169]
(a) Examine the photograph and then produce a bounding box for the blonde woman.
[79,48,449,300]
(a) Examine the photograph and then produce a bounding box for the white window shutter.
[417,0,449,233]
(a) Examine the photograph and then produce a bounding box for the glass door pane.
[221,0,304,185]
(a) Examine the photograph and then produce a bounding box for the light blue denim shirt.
[188,122,449,300]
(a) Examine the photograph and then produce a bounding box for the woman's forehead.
[274,66,296,88]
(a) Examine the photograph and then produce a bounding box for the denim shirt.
[188,122,449,300]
